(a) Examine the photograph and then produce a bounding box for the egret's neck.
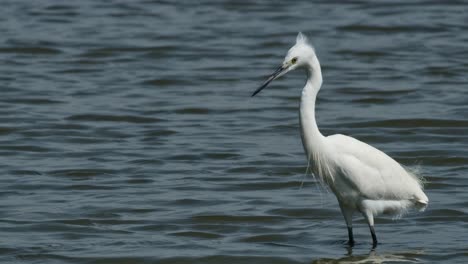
[300,58,325,154]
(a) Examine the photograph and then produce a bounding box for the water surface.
[1,1,467,263]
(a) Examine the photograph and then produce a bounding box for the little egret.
[252,33,428,248]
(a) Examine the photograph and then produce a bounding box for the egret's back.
[325,134,428,213]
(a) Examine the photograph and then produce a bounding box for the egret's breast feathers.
[307,148,336,187]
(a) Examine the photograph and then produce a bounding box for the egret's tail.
[412,187,429,212]
[404,166,429,212]
[414,198,428,212]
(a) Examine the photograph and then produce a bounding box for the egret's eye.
[291,57,298,64]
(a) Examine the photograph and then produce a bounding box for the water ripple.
[1,0,467,263]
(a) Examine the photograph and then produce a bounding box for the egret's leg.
[339,204,354,246]
[370,226,378,248]
[347,227,354,246]
[362,210,378,248]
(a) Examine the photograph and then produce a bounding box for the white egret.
[252,33,428,248]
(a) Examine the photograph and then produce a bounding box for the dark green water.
[1,1,467,263]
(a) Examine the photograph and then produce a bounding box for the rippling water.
[1,1,467,263]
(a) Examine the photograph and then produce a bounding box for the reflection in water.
[312,248,424,263]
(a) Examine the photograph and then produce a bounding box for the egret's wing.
[326,134,425,201]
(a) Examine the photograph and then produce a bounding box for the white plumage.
[252,33,428,247]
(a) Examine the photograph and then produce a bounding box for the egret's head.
[252,32,316,97]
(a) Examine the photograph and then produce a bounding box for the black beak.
[251,65,287,97]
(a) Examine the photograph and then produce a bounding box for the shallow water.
[1,0,467,263]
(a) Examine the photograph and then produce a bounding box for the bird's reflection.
[311,247,423,264]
